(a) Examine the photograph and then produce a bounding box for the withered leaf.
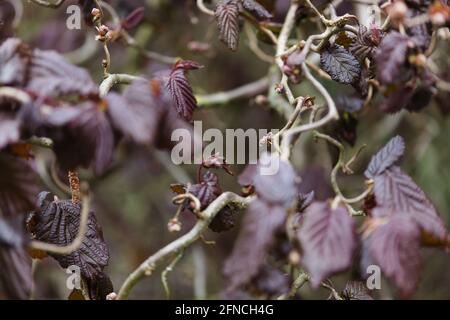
[365,135,405,179]
[215,1,240,51]
[297,202,357,288]
[320,44,361,84]
[223,199,286,292]
[32,192,110,284]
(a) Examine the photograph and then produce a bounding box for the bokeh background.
[1,0,449,299]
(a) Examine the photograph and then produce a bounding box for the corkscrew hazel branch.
[196,77,270,106]
[196,0,215,16]
[117,192,254,300]
[99,73,143,97]
[313,131,373,214]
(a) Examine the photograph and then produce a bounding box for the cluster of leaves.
[171,154,238,233]
[362,136,448,296]
[0,32,203,298]
[219,136,448,299]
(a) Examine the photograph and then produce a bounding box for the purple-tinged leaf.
[0,153,40,218]
[0,112,20,150]
[167,60,203,122]
[320,45,361,84]
[297,202,357,287]
[0,247,33,299]
[105,80,163,145]
[375,32,411,84]
[252,153,298,207]
[215,1,240,51]
[373,166,447,241]
[242,0,273,20]
[32,192,110,287]
[223,199,286,292]
[365,135,405,179]
[27,49,98,98]
[187,171,222,210]
[44,102,115,176]
[379,83,416,113]
[349,25,382,61]
[209,203,238,233]
[368,214,421,297]
[0,38,30,86]
[121,7,145,30]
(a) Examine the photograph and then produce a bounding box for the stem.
[29,0,65,8]
[196,0,215,16]
[278,272,310,300]
[161,250,184,300]
[99,73,143,97]
[117,192,254,299]
[196,77,270,106]
[275,2,300,105]
[280,63,339,160]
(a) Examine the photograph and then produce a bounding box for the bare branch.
[117,192,254,300]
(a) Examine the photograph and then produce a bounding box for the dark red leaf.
[27,49,98,98]
[105,80,164,145]
[373,166,447,241]
[223,199,286,292]
[367,214,422,297]
[208,203,238,233]
[379,83,416,113]
[32,192,110,286]
[0,247,33,299]
[0,153,40,218]
[349,25,382,61]
[242,0,273,20]
[0,38,30,86]
[167,60,203,122]
[0,112,20,150]
[365,135,405,179]
[45,102,115,176]
[375,32,411,84]
[121,7,145,30]
[215,1,240,51]
[251,153,298,207]
[297,202,357,287]
[320,45,361,84]
[187,171,222,210]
